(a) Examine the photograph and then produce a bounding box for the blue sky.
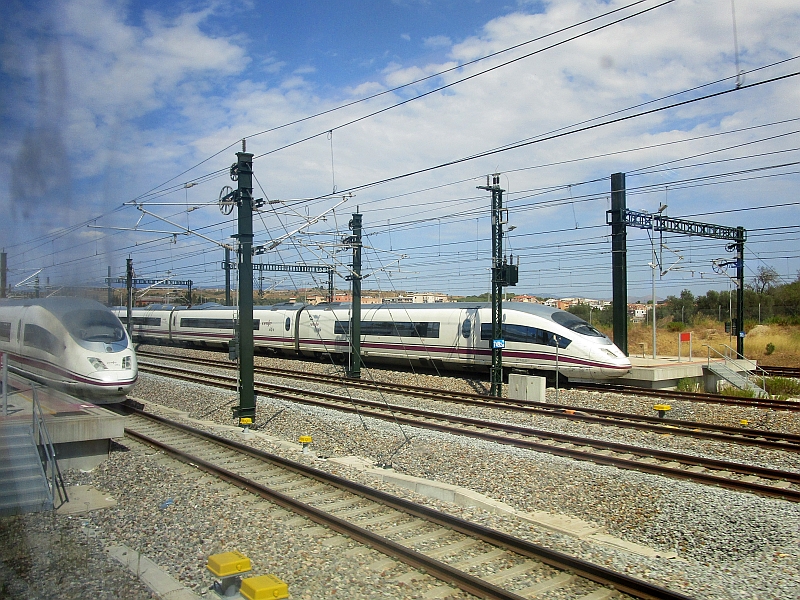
[1,0,799,303]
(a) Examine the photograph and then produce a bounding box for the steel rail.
[760,365,800,378]
[124,409,695,600]
[572,382,798,411]
[137,363,800,501]
[136,348,800,412]
[137,355,800,452]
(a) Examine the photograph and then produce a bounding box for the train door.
[169,307,178,342]
[459,307,479,368]
[294,305,307,354]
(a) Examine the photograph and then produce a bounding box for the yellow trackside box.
[207,551,252,577]
[240,574,289,600]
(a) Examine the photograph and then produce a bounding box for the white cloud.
[423,35,452,49]
[2,0,799,297]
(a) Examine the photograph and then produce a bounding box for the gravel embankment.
[2,348,798,599]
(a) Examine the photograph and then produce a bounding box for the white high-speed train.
[0,298,138,402]
[118,302,630,381]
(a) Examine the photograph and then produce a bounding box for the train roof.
[122,301,574,321]
[0,297,111,318]
[314,301,567,318]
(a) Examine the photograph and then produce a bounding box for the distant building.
[382,292,452,303]
[628,303,649,323]
[509,295,541,303]
[305,292,353,305]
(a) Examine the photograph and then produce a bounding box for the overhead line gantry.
[607,172,746,358]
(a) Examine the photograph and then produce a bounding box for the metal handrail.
[704,343,768,393]
[31,386,69,509]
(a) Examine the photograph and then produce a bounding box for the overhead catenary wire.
[7,82,791,296]
[134,0,674,201]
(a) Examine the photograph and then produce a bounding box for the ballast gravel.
[2,347,798,600]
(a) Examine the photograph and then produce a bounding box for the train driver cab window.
[64,310,126,343]
[551,310,606,338]
[461,319,472,339]
[24,324,65,356]
[285,317,291,332]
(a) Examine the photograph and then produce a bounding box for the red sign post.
[678,332,692,361]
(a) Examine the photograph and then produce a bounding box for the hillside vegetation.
[623,319,800,367]
[567,268,800,366]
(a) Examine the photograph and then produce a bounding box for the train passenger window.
[332,320,440,338]
[480,324,570,349]
[0,321,10,342]
[461,319,471,339]
[23,324,65,356]
[181,318,234,329]
[285,317,291,331]
[64,310,126,343]
[180,318,259,330]
[131,317,161,326]
[361,321,440,338]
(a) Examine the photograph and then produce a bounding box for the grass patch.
[764,376,800,399]
[717,386,757,398]
[676,377,701,393]
[624,320,800,366]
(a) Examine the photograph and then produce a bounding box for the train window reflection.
[334,321,440,338]
[24,324,65,356]
[118,316,162,326]
[461,319,472,339]
[0,321,10,342]
[550,311,606,337]
[64,310,126,343]
[181,318,259,330]
[480,323,570,349]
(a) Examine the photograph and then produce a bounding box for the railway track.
[137,360,800,502]
[137,349,800,412]
[136,352,800,453]
[760,365,800,378]
[572,382,799,411]
[122,408,693,600]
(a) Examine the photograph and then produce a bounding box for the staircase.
[705,344,769,398]
[0,420,53,516]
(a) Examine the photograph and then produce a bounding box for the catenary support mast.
[233,144,256,427]
[610,173,628,356]
[346,211,362,379]
[479,175,517,397]
[608,173,747,358]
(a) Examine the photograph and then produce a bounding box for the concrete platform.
[1,378,126,471]
[622,355,756,391]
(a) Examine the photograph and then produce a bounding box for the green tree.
[750,266,780,294]
[773,280,800,318]
[567,303,590,321]
[663,289,696,324]
[697,289,724,320]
